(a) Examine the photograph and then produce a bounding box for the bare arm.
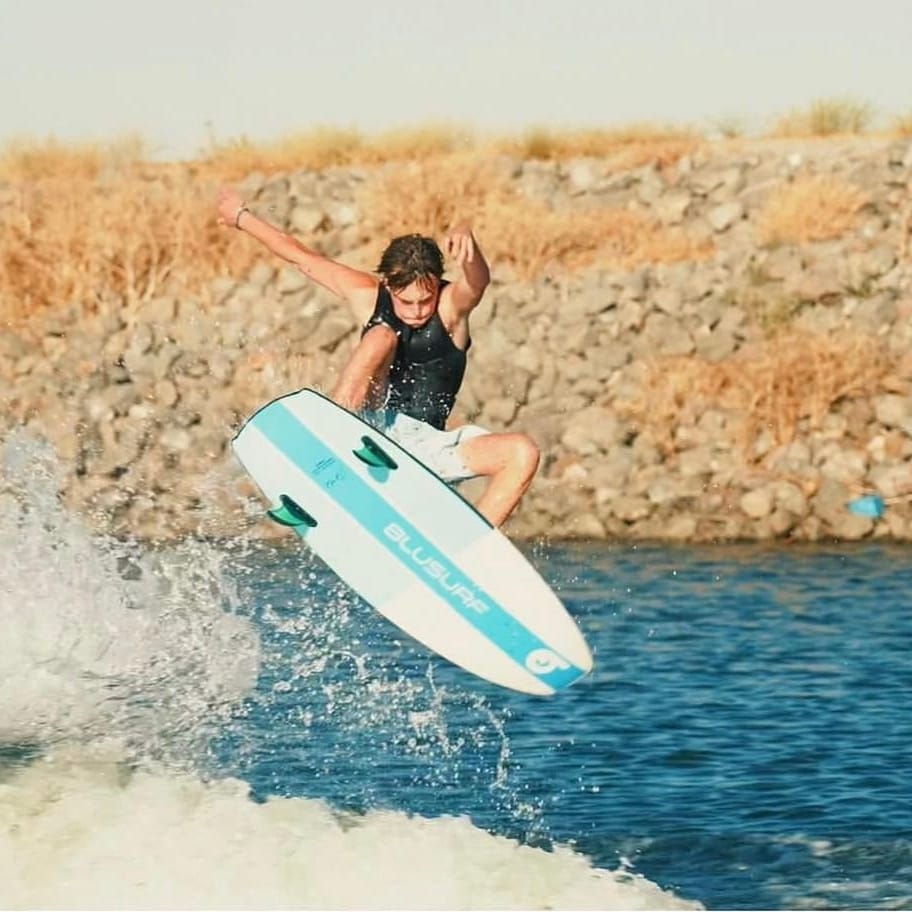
[217,186,377,322]
[443,223,491,317]
[331,325,398,412]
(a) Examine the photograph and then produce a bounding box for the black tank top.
[362,283,470,430]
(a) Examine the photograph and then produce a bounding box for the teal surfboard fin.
[268,494,318,528]
[353,436,398,471]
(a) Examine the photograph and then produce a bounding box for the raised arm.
[443,223,491,317]
[217,186,377,323]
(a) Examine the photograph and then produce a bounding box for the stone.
[694,326,737,362]
[706,201,744,232]
[482,397,518,426]
[560,407,627,455]
[775,482,809,517]
[568,513,607,538]
[678,447,714,478]
[652,287,683,315]
[664,516,698,540]
[874,394,912,428]
[289,204,326,234]
[154,380,179,407]
[309,313,356,351]
[740,485,775,519]
[566,160,597,193]
[641,312,694,356]
[786,266,843,302]
[609,495,652,523]
[276,265,310,295]
[654,192,692,225]
[160,427,192,452]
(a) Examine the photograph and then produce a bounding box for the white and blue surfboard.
[232,388,593,695]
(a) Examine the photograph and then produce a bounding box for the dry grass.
[360,154,712,279]
[1,125,884,325]
[623,331,892,460]
[199,125,477,180]
[0,135,148,182]
[1,144,710,324]
[773,98,873,137]
[492,125,700,169]
[0,171,259,323]
[480,203,711,277]
[893,113,912,138]
[358,153,509,241]
[755,175,868,245]
[197,124,700,180]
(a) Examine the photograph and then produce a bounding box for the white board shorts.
[363,411,490,483]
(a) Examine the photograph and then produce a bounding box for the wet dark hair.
[376,234,444,291]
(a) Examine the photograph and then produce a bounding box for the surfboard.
[231,388,593,695]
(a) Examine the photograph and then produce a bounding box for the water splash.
[0,432,261,766]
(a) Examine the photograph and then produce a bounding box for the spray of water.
[0,431,261,765]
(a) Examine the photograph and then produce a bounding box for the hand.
[216,186,247,228]
[444,223,476,268]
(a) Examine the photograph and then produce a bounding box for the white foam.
[0,753,702,910]
[0,433,260,754]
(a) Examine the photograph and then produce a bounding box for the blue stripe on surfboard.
[253,401,584,690]
[283,390,488,555]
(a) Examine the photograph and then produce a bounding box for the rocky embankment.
[3,136,912,542]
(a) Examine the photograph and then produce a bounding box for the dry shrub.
[624,331,891,460]
[0,135,147,182]
[369,124,476,161]
[201,124,696,181]
[200,128,369,179]
[358,153,509,238]
[199,124,475,180]
[360,154,712,279]
[494,125,699,169]
[756,175,868,245]
[773,98,873,137]
[892,113,912,138]
[482,203,711,277]
[0,173,259,323]
[0,128,713,323]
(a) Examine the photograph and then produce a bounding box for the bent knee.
[509,433,540,477]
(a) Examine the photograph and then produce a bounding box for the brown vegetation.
[622,331,893,460]
[359,154,711,279]
[0,135,147,182]
[0,120,897,330]
[0,171,259,323]
[199,125,477,181]
[755,175,869,245]
[893,113,912,138]
[773,98,874,137]
[490,125,700,170]
[0,130,712,324]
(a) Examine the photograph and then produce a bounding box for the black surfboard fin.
[268,494,317,528]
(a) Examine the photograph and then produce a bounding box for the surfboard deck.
[232,388,593,695]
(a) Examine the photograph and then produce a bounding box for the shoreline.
[2,134,912,544]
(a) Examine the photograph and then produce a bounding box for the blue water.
[210,539,912,910]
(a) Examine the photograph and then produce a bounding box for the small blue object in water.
[848,494,886,518]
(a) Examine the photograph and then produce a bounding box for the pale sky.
[1,0,907,159]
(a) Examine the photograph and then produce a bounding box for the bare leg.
[457,432,540,527]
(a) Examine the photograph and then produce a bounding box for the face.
[388,277,440,327]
